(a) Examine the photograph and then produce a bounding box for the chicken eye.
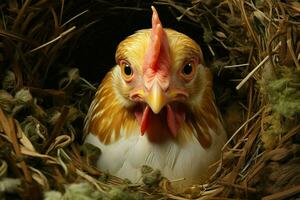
[124,64,132,76]
[120,60,134,81]
[182,63,193,75]
[179,61,196,81]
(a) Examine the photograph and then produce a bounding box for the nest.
[0,0,299,199]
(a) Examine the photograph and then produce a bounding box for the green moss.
[267,68,300,117]
[141,165,153,175]
[108,188,143,200]
[141,167,162,188]
[261,107,284,149]
[44,182,105,200]
[44,182,144,200]
[0,178,21,193]
[44,191,62,200]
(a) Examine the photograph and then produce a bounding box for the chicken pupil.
[124,65,132,75]
[183,63,193,75]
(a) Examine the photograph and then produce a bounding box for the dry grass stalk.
[262,184,300,200]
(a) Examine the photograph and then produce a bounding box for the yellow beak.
[145,81,167,114]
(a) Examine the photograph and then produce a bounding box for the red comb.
[143,6,171,87]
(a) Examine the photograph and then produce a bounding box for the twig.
[280,124,300,145]
[244,78,254,136]
[75,168,107,193]
[0,137,22,178]
[217,180,256,193]
[12,0,31,31]
[1,7,7,30]
[222,107,264,151]
[8,117,33,183]
[242,158,265,185]
[0,108,32,183]
[236,43,281,90]
[62,10,89,27]
[244,1,278,29]
[224,63,249,68]
[202,4,232,33]
[262,185,300,200]
[29,26,76,53]
[238,0,259,47]
[226,122,260,189]
[79,78,97,91]
[236,56,269,90]
[0,30,36,45]
[59,0,65,25]
[165,194,191,200]
[287,30,300,70]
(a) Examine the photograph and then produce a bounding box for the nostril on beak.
[129,90,144,102]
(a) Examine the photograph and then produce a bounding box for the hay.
[0,0,300,199]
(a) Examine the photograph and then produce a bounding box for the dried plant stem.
[165,194,190,200]
[238,0,259,47]
[224,63,249,68]
[59,0,65,25]
[242,157,264,185]
[226,122,260,191]
[287,34,300,70]
[29,26,76,53]
[0,30,36,44]
[262,184,300,200]
[0,108,32,183]
[244,1,278,29]
[75,169,107,193]
[12,0,32,31]
[222,107,264,151]
[202,5,231,33]
[51,7,60,29]
[217,180,256,193]
[280,124,300,145]
[62,10,89,27]
[8,118,33,183]
[244,79,254,134]
[236,42,281,90]
[0,138,22,178]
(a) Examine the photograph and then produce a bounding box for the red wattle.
[140,106,150,135]
[136,104,186,137]
[166,105,186,137]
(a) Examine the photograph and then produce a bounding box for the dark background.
[60,0,208,84]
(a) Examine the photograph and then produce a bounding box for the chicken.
[84,6,227,188]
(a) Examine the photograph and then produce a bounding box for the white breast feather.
[85,123,226,184]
